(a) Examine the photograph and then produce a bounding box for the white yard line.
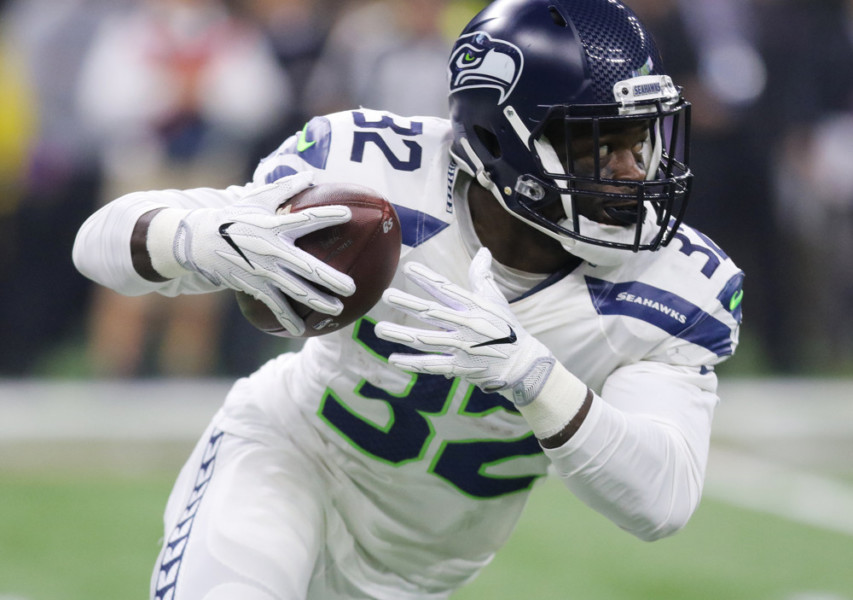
[0,379,225,441]
[705,447,853,536]
[704,378,853,536]
[714,378,853,439]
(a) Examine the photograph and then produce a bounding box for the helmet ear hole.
[474,125,502,158]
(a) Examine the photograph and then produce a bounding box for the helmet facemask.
[499,75,692,253]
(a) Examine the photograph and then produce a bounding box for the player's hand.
[375,248,555,406]
[172,172,356,335]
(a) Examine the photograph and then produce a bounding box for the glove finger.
[276,205,353,237]
[228,274,305,336]
[239,172,315,210]
[375,322,509,361]
[383,283,513,343]
[220,251,346,315]
[273,243,356,298]
[232,206,352,238]
[402,261,474,311]
[381,287,453,325]
[375,321,457,352]
[263,206,359,297]
[386,352,486,378]
[271,170,315,198]
[382,287,495,337]
[262,267,346,315]
[468,247,505,304]
[221,231,356,297]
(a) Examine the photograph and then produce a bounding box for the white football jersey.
[73,108,742,597]
[214,109,743,592]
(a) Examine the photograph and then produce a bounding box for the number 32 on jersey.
[319,319,547,500]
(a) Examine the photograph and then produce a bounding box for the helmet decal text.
[448,32,524,105]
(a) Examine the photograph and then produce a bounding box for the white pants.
[150,422,369,600]
[148,351,467,600]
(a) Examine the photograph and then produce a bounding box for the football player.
[72,0,743,598]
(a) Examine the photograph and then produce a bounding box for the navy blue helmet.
[448,0,691,252]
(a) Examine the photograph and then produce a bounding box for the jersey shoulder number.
[584,224,743,362]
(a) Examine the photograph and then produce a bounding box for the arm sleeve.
[72,185,248,297]
[543,361,718,541]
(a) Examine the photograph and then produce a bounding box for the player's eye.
[598,144,612,159]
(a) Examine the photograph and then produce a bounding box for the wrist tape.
[517,362,588,441]
[146,208,192,280]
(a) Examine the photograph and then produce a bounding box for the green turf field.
[2,379,851,600]
[1,471,851,600]
[0,471,170,599]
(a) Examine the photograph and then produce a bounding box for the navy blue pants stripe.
[154,429,224,600]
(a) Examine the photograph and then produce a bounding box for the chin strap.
[558,209,660,266]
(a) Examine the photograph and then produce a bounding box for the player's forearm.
[518,363,707,541]
[73,192,174,295]
[543,395,705,541]
[73,186,245,295]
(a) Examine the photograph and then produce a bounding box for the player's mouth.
[575,194,644,226]
[601,201,644,226]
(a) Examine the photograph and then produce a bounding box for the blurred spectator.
[236,0,332,158]
[75,0,292,377]
[303,0,454,117]
[0,12,35,254]
[0,6,36,360]
[764,0,853,371]
[0,0,117,375]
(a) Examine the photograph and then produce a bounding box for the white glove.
[375,248,555,406]
[148,172,355,336]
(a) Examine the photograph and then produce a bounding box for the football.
[235,182,402,337]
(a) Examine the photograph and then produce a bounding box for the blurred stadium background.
[1,0,852,598]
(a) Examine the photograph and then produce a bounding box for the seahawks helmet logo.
[448,32,524,105]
